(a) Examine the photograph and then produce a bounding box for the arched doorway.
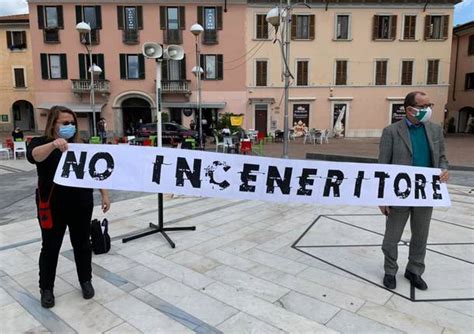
[12,100,34,131]
[458,106,474,133]
[122,97,152,135]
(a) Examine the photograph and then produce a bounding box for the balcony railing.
[202,29,218,45]
[71,79,110,94]
[80,29,100,45]
[164,29,182,45]
[161,80,190,94]
[123,29,139,44]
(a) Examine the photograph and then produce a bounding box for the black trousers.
[38,200,93,290]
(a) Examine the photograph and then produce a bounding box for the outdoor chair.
[274,130,284,142]
[13,141,26,160]
[0,144,11,160]
[214,135,225,152]
[303,130,314,144]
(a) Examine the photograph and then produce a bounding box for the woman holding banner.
[27,106,110,308]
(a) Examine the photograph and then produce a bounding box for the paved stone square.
[0,180,473,333]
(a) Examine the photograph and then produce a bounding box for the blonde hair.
[44,105,80,143]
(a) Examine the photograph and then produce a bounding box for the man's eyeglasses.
[57,121,76,126]
[412,103,434,109]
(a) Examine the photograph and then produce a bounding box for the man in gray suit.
[378,91,449,290]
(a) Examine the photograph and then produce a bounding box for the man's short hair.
[404,91,426,109]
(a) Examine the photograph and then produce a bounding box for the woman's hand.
[100,189,110,213]
[52,138,69,152]
[379,206,390,216]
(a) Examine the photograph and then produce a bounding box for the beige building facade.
[446,20,474,133]
[246,0,458,137]
[0,14,36,132]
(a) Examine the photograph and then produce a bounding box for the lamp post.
[191,23,204,150]
[76,22,102,137]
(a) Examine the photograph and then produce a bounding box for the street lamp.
[266,1,309,158]
[76,22,102,137]
[190,23,204,149]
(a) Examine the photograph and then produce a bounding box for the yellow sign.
[230,116,243,126]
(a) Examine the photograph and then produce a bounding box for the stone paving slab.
[0,187,473,333]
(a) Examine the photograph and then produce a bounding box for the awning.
[162,102,226,109]
[37,103,106,113]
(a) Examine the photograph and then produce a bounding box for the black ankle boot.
[40,289,55,308]
[80,281,95,299]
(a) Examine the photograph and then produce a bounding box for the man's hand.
[440,169,449,183]
[379,206,390,216]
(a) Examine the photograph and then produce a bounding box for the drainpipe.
[453,32,460,131]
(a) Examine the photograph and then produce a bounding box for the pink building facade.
[28,0,247,138]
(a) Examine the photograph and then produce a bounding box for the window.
[373,15,397,40]
[403,15,416,40]
[292,15,315,40]
[162,57,187,81]
[6,31,27,50]
[424,15,449,40]
[78,54,105,80]
[37,5,63,42]
[401,60,414,85]
[160,6,184,44]
[167,7,179,30]
[375,60,388,85]
[427,60,439,84]
[45,6,58,28]
[336,15,350,40]
[256,60,267,86]
[204,7,216,30]
[197,6,222,44]
[118,6,143,31]
[13,68,26,88]
[468,35,474,56]
[76,6,102,44]
[256,14,269,39]
[335,60,347,85]
[119,54,145,79]
[296,60,309,86]
[200,54,223,80]
[465,73,474,90]
[40,54,68,80]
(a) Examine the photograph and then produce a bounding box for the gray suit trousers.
[382,206,433,275]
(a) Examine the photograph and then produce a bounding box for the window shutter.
[442,15,449,39]
[291,15,297,40]
[78,54,86,79]
[119,54,126,79]
[40,54,49,79]
[75,6,82,24]
[200,54,205,79]
[98,54,105,79]
[217,54,223,80]
[137,6,143,30]
[469,35,474,55]
[138,54,145,79]
[6,32,12,48]
[180,55,187,80]
[303,62,308,85]
[373,15,379,40]
[390,15,397,40]
[60,54,68,79]
[197,7,203,26]
[424,15,431,40]
[217,7,223,30]
[37,6,44,29]
[161,60,168,80]
[57,6,64,29]
[160,6,166,30]
[179,6,185,30]
[21,31,27,48]
[117,6,124,30]
[95,6,102,29]
[309,15,315,40]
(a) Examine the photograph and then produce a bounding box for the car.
[136,122,199,144]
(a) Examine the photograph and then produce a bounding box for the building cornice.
[27,0,247,4]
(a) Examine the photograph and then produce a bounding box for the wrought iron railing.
[202,29,218,44]
[161,80,190,94]
[71,79,110,94]
[123,29,139,44]
[164,29,182,45]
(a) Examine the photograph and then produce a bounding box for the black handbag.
[90,218,111,254]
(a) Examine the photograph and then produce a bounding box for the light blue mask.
[58,124,76,139]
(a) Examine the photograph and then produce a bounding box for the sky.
[0,0,472,25]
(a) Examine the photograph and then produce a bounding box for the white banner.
[53,144,451,207]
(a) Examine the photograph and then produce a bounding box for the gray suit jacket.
[378,119,448,169]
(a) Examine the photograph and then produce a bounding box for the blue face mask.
[58,124,76,139]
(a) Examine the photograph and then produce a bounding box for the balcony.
[161,80,191,94]
[202,29,218,45]
[123,29,139,44]
[164,29,182,45]
[71,79,110,95]
[43,28,59,43]
[80,29,100,45]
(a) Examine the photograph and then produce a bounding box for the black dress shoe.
[80,281,95,299]
[383,274,396,289]
[40,289,55,308]
[404,271,428,290]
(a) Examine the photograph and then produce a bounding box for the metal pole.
[88,31,97,137]
[156,60,163,147]
[282,0,291,159]
[196,37,203,150]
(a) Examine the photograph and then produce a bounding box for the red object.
[257,131,265,142]
[39,200,53,229]
[142,139,152,146]
[6,138,14,150]
[240,140,252,154]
